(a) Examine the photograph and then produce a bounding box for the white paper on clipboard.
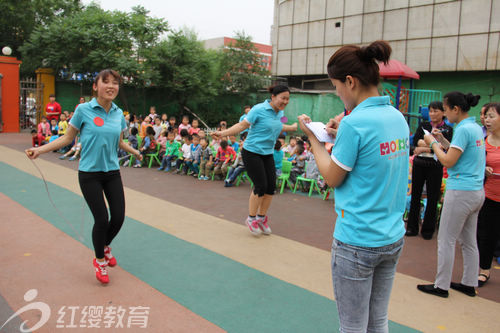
[305,122,335,143]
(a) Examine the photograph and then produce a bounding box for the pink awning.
[379,59,420,80]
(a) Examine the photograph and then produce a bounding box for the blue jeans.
[331,237,404,333]
[227,166,245,183]
[160,155,176,170]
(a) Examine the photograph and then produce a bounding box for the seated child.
[36,116,50,146]
[229,135,239,152]
[49,118,58,133]
[214,139,236,180]
[158,129,181,172]
[273,140,284,177]
[59,135,81,161]
[189,118,201,135]
[152,117,163,140]
[137,126,157,168]
[157,130,168,158]
[301,143,324,191]
[286,136,297,156]
[178,115,191,135]
[185,134,202,176]
[49,129,59,143]
[198,137,213,180]
[176,134,192,174]
[58,114,70,153]
[288,141,306,185]
[121,127,141,167]
[224,134,247,187]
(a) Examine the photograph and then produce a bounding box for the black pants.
[477,197,500,269]
[79,170,125,259]
[407,157,443,236]
[241,148,275,197]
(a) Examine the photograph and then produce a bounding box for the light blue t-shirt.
[447,117,485,191]
[331,96,409,247]
[273,149,284,169]
[70,98,126,172]
[243,100,284,155]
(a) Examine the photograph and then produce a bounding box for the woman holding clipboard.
[299,40,409,332]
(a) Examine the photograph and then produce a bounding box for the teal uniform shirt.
[331,96,409,247]
[243,100,284,156]
[70,98,126,172]
[447,117,486,191]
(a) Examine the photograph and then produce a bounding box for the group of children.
[274,134,325,192]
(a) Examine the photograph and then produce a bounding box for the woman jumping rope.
[211,85,297,236]
[26,69,142,284]
[299,40,409,332]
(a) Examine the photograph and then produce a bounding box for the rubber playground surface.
[0,133,499,333]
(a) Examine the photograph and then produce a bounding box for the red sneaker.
[257,216,272,235]
[104,246,117,267]
[93,258,109,284]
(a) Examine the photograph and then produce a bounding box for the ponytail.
[443,91,480,112]
[327,40,391,87]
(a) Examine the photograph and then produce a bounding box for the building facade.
[203,37,273,72]
[272,0,500,97]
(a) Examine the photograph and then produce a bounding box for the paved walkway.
[0,133,499,332]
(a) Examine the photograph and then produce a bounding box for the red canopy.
[379,59,420,80]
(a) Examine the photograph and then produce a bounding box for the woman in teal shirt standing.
[26,69,142,284]
[418,92,485,298]
[212,86,297,236]
[299,40,409,332]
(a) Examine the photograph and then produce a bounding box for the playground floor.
[0,133,498,333]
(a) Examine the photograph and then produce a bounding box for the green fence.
[382,82,442,133]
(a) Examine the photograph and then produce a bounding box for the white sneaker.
[257,216,272,235]
[245,217,262,236]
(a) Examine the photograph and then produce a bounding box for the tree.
[151,29,218,110]
[20,4,168,83]
[0,0,82,60]
[218,31,271,94]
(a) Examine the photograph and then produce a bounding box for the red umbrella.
[379,59,419,110]
[379,59,420,80]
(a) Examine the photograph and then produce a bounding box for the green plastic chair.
[293,174,322,197]
[323,187,333,200]
[235,170,253,187]
[128,135,143,166]
[145,143,161,168]
[276,160,293,194]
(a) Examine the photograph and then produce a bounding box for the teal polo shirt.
[331,96,409,247]
[243,100,284,155]
[447,117,485,191]
[70,98,126,172]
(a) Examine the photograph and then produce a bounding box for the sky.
[82,0,275,45]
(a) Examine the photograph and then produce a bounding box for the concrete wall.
[272,0,500,76]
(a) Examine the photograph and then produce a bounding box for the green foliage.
[151,29,218,110]
[0,0,82,60]
[20,4,168,82]
[218,31,271,94]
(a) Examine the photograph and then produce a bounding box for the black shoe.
[421,232,433,240]
[478,273,490,288]
[450,282,476,297]
[417,284,449,298]
[405,229,418,237]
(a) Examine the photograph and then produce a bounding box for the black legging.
[477,197,500,270]
[407,157,443,236]
[241,148,275,197]
[78,170,125,259]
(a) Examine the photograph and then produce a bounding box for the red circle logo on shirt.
[93,117,104,127]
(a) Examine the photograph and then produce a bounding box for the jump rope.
[28,155,86,242]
